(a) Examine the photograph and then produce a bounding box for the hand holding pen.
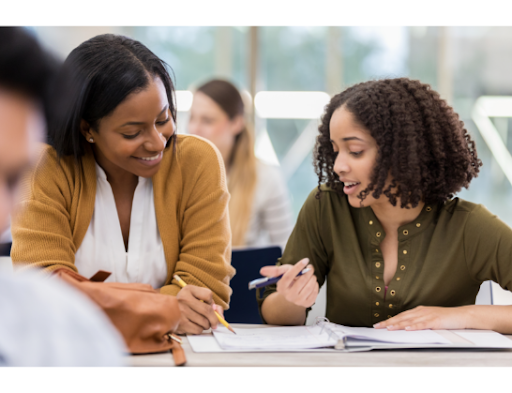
[174,275,236,335]
[258,258,319,309]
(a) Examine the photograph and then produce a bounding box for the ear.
[230,115,245,136]
[80,119,93,141]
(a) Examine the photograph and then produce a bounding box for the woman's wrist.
[461,305,493,330]
[261,292,307,325]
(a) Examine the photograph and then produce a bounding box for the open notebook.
[188,318,512,353]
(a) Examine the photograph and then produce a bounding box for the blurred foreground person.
[0,27,126,366]
[189,79,294,250]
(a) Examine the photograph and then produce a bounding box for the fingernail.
[386,325,393,330]
[373,323,380,328]
[405,326,411,330]
[301,259,309,265]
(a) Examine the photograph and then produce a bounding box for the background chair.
[224,246,282,324]
[0,242,11,257]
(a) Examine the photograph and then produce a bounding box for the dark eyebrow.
[119,105,168,128]
[342,136,365,142]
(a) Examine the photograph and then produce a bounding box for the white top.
[244,160,294,250]
[75,163,167,288]
[0,271,126,366]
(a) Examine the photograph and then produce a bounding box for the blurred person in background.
[10,34,235,335]
[188,79,294,251]
[0,27,126,366]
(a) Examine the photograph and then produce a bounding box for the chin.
[347,194,368,209]
[132,163,162,178]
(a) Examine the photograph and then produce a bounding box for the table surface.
[127,324,512,367]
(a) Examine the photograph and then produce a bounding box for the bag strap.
[170,341,187,366]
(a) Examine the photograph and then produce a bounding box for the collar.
[361,202,438,243]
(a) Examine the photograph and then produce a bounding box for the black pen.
[248,268,311,290]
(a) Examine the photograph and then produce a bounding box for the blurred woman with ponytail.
[188,79,293,250]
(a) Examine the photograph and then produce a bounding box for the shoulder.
[0,273,125,366]
[299,184,349,217]
[441,197,511,235]
[441,198,491,221]
[165,134,226,187]
[255,160,285,191]
[19,144,76,199]
[175,134,223,162]
[256,160,282,179]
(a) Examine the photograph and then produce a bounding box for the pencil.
[173,274,237,335]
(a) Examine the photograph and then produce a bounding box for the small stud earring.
[89,138,93,143]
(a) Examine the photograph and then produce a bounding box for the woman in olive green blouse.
[258,78,512,334]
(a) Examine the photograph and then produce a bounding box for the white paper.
[187,332,342,353]
[212,325,337,350]
[333,325,452,345]
[455,331,512,348]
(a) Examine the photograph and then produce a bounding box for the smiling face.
[330,105,384,208]
[0,89,44,232]
[81,76,174,179]
[188,91,243,163]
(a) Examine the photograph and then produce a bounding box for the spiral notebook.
[188,318,512,353]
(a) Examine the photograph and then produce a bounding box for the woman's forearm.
[261,292,307,326]
[464,305,512,334]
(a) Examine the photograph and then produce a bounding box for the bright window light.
[475,96,512,117]
[175,90,193,112]
[254,91,331,119]
[472,96,512,186]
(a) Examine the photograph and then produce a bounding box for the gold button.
[389,304,393,308]
[403,250,407,255]
[374,313,380,318]
[376,249,379,253]
[376,287,381,292]
[390,290,396,296]
[403,229,409,235]
[375,262,381,268]
[400,265,405,271]
[426,206,432,212]
[375,302,379,306]
[388,315,392,319]
[376,232,381,237]
[396,277,401,281]
[376,276,380,280]
[416,223,421,228]
[369,220,373,225]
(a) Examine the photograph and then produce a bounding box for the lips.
[133,151,163,167]
[137,153,160,161]
[342,180,361,195]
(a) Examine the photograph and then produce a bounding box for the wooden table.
[128,324,512,367]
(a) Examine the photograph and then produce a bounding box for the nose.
[144,126,166,152]
[333,152,350,177]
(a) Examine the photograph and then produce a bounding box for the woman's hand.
[374,306,470,331]
[175,285,219,335]
[260,258,319,309]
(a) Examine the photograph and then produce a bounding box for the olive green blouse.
[257,185,512,327]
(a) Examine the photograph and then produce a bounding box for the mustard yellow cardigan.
[11,135,235,309]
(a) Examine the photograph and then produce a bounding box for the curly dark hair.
[314,78,482,208]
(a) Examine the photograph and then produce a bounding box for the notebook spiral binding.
[315,317,348,349]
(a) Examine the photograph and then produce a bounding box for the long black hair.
[48,34,177,159]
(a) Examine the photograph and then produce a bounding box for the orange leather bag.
[52,268,186,366]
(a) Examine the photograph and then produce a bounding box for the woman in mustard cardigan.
[11,34,235,335]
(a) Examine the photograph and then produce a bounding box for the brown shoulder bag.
[52,268,186,366]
